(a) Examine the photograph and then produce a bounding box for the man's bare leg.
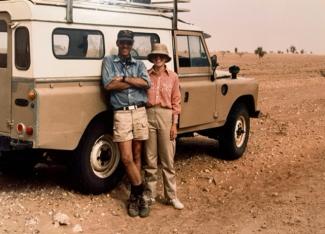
[132,140,143,173]
[118,140,142,185]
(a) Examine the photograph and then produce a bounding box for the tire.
[219,103,250,160]
[73,121,124,194]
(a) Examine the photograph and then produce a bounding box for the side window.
[0,20,7,68]
[177,35,209,67]
[52,28,104,59]
[53,34,69,56]
[131,33,160,59]
[15,27,30,70]
[177,36,190,67]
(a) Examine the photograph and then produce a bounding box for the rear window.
[0,20,7,68]
[15,27,30,70]
[52,28,104,59]
[131,33,160,59]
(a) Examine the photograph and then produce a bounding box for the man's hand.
[170,124,177,140]
[125,77,150,89]
[105,77,131,91]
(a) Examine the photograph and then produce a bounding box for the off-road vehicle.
[0,0,259,193]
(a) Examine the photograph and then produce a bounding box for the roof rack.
[29,0,190,29]
[151,0,190,4]
[29,0,190,12]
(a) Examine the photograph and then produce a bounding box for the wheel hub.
[90,135,120,178]
[234,116,246,148]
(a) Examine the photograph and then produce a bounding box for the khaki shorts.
[113,107,149,142]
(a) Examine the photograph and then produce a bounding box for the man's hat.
[117,30,134,43]
[148,43,171,63]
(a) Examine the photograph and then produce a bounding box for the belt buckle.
[128,105,136,110]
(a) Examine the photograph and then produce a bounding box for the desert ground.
[0,53,324,234]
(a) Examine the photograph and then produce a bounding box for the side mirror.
[211,55,218,70]
[210,55,218,81]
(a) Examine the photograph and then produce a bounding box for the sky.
[181,0,325,54]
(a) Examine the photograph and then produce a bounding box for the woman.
[144,43,184,209]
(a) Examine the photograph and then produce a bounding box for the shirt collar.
[113,55,137,64]
[148,65,170,76]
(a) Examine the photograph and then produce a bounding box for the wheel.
[219,103,250,160]
[73,121,124,194]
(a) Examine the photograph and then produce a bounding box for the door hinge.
[7,120,14,129]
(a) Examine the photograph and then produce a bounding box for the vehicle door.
[0,13,12,134]
[174,31,216,128]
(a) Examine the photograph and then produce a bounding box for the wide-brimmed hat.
[116,30,134,43]
[148,43,171,63]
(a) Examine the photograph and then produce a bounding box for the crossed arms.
[105,76,149,91]
[102,56,150,91]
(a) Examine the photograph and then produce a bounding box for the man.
[102,30,151,218]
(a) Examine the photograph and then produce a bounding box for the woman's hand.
[170,124,177,140]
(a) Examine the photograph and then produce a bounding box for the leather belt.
[115,103,146,111]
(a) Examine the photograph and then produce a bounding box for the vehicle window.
[177,36,190,67]
[53,34,69,56]
[131,33,160,59]
[177,35,209,67]
[15,27,30,70]
[53,28,104,59]
[0,20,7,68]
[87,34,104,58]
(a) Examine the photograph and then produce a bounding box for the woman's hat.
[148,43,171,63]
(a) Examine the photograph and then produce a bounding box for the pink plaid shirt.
[147,67,181,124]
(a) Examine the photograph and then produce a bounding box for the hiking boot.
[138,195,150,218]
[127,195,139,217]
[143,194,156,206]
[168,198,184,210]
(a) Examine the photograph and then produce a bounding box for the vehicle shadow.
[0,136,222,194]
[175,136,222,161]
[0,154,72,193]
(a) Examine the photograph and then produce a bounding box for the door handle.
[184,92,189,103]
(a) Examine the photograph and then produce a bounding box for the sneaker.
[127,195,139,217]
[169,198,184,210]
[138,195,150,218]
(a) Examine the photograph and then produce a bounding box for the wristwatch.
[122,75,126,82]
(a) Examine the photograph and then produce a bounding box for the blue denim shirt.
[102,55,151,110]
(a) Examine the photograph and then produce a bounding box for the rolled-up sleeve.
[102,57,115,87]
[138,61,151,89]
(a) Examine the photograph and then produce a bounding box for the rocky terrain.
[0,53,324,234]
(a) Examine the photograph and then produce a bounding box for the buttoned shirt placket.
[120,60,132,106]
[156,75,161,104]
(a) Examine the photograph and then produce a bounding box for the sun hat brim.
[148,52,171,63]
